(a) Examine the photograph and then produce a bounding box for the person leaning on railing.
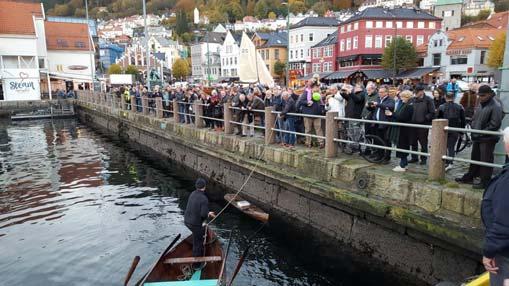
[340,83,367,148]
[236,93,249,137]
[408,85,435,165]
[387,90,414,172]
[481,127,509,285]
[201,91,214,129]
[246,92,265,137]
[297,81,325,148]
[369,85,395,163]
[456,85,504,189]
[363,82,380,139]
[279,91,297,148]
[438,92,466,172]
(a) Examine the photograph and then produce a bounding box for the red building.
[328,7,442,83]
[309,31,337,79]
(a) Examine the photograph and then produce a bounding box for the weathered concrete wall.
[76,104,485,285]
[0,99,75,116]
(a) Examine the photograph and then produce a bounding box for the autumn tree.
[289,0,307,14]
[172,58,190,80]
[274,60,286,84]
[254,0,269,18]
[311,1,331,16]
[108,64,122,75]
[381,37,418,75]
[487,32,506,68]
[125,65,139,75]
[176,10,190,36]
[246,0,256,16]
[268,11,277,19]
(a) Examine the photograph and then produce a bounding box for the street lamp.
[142,0,150,91]
[391,12,397,86]
[282,2,290,87]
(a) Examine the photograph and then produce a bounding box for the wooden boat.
[138,228,225,286]
[224,194,269,223]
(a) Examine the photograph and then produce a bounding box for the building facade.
[288,17,339,78]
[310,31,337,75]
[148,36,183,69]
[433,0,462,31]
[220,31,241,80]
[256,31,288,83]
[99,42,124,71]
[332,7,441,82]
[191,32,224,83]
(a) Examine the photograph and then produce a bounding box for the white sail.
[238,32,274,87]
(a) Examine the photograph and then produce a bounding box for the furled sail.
[238,32,274,87]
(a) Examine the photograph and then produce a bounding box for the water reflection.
[0,119,416,286]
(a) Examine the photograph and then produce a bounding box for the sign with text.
[2,70,41,101]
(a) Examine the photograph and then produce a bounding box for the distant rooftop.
[291,17,340,29]
[312,31,337,48]
[435,0,463,5]
[342,7,441,24]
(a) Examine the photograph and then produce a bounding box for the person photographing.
[184,178,216,268]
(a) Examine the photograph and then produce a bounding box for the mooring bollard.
[194,102,204,128]
[325,111,338,158]
[173,100,179,122]
[264,106,276,145]
[224,103,233,134]
[156,97,163,118]
[142,97,148,115]
[428,119,448,180]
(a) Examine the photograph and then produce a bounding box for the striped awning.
[396,67,440,79]
[298,72,332,80]
[325,70,355,80]
[360,69,393,79]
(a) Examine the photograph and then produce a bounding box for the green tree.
[274,60,286,78]
[495,0,509,12]
[381,37,418,75]
[311,1,331,16]
[289,0,307,14]
[254,0,269,18]
[125,65,139,75]
[246,0,256,16]
[108,64,122,75]
[176,10,190,36]
[268,11,277,19]
[172,58,190,80]
[487,32,506,68]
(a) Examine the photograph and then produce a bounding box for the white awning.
[48,72,92,82]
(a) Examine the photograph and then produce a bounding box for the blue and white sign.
[2,69,40,101]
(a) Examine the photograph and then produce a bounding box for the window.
[385,35,392,47]
[75,41,85,48]
[323,62,332,72]
[291,35,294,43]
[353,36,358,49]
[290,50,293,59]
[341,26,345,33]
[313,63,321,73]
[325,46,333,57]
[418,21,425,29]
[395,21,402,29]
[386,21,393,28]
[406,21,414,29]
[275,49,280,60]
[317,48,322,58]
[434,40,438,47]
[376,21,383,28]
[266,50,270,60]
[312,48,317,58]
[260,50,265,59]
[417,35,424,46]
[2,56,18,68]
[307,49,310,56]
[234,57,237,64]
[480,51,486,64]
[375,35,383,48]
[222,58,225,66]
[300,49,303,58]
[366,21,373,28]
[300,34,303,42]
[38,57,45,69]
[309,33,314,41]
[451,57,467,65]
[405,35,412,43]
[347,24,352,31]
[346,38,351,50]
[56,39,69,48]
[429,22,435,29]
[19,56,35,68]
[340,39,345,51]
[354,22,358,30]
[365,35,373,48]
[439,39,443,46]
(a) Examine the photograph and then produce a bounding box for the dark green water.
[0,119,417,286]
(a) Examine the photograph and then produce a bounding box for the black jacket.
[438,102,466,129]
[281,97,296,119]
[372,96,395,129]
[363,91,379,119]
[297,92,324,115]
[342,90,366,119]
[409,95,435,125]
[471,97,504,143]
[184,190,209,227]
[482,165,509,258]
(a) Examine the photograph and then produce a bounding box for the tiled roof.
[154,36,178,47]
[447,27,503,50]
[262,31,288,48]
[312,31,337,48]
[291,17,340,29]
[0,1,42,35]
[201,31,225,44]
[342,7,440,24]
[45,21,91,51]
[484,11,509,29]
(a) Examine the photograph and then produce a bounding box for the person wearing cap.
[481,127,509,284]
[408,85,435,165]
[184,178,216,262]
[456,85,504,189]
[438,92,466,172]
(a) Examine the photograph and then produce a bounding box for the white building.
[0,1,45,101]
[463,0,495,16]
[220,31,241,79]
[288,17,339,76]
[191,32,225,83]
[360,0,414,11]
[420,0,437,11]
[148,36,183,69]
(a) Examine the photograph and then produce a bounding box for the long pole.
[393,16,397,86]
[85,0,94,91]
[143,0,150,90]
[286,4,290,87]
[494,21,509,164]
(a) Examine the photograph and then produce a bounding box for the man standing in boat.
[184,178,215,266]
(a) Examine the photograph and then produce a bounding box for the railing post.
[265,106,276,145]
[173,100,179,122]
[142,96,148,115]
[156,97,163,118]
[325,111,338,158]
[121,94,126,110]
[224,102,233,134]
[428,119,448,180]
[194,101,204,128]
[130,96,136,113]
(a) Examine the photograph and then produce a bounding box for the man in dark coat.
[184,178,215,265]
[481,127,509,284]
[456,85,504,189]
[408,86,435,165]
[438,92,466,171]
[369,85,395,162]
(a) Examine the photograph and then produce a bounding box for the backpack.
[441,103,461,127]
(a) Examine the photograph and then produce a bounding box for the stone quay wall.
[0,99,75,116]
[76,100,485,285]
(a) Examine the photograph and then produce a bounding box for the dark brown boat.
[224,194,269,223]
[137,229,225,286]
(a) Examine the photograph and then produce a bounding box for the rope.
[206,113,279,226]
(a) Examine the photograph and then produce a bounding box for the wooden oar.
[135,233,182,286]
[124,256,140,286]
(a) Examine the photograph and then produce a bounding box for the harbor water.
[0,118,419,286]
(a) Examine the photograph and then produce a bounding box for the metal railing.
[76,91,507,180]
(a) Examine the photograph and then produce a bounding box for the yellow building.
[252,31,288,85]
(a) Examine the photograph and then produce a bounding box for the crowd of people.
[111,76,503,189]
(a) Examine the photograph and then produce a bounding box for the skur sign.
[1,70,41,101]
